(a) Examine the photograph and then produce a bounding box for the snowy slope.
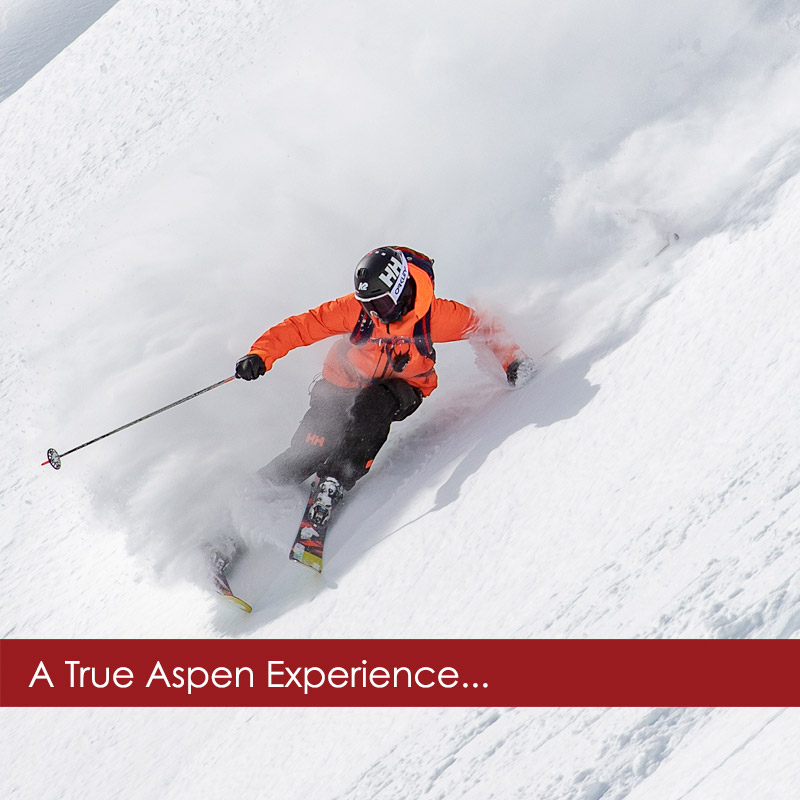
[0,0,121,101]
[2,0,800,797]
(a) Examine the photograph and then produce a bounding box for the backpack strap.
[396,247,435,285]
[412,310,436,361]
[349,307,435,361]
[350,308,374,345]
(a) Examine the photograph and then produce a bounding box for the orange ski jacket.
[247,264,522,396]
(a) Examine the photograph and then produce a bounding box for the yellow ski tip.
[228,595,253,613]
[290,542,323,572]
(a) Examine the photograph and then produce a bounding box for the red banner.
[1,639,797,707]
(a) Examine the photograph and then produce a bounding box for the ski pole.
[42,375,236,470]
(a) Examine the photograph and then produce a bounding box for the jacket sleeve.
[248,294,360,370]
[429,297,523,369]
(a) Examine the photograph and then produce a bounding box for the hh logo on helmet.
[379,255,405,288]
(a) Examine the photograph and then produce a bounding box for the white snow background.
[2,0,800,797]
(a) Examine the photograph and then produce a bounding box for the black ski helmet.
[353,246,412,322]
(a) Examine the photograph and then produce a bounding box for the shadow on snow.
[206,343,610,635]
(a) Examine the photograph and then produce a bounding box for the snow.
[2,0,800,797]
[0,0,121,102]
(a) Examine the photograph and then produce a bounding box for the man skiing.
[233,246,536,572]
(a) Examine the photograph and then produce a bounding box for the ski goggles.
[357,292,400,320]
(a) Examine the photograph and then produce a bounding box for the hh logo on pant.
[306,433,325,447]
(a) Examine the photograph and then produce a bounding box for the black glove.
[235,353,266,381]
[506,356,538,388]
[383,379,423,421]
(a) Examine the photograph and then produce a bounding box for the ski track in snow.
[3,0,800,798]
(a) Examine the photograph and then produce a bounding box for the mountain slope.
[2,0,799,798]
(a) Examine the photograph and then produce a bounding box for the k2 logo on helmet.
[358,281,369,291]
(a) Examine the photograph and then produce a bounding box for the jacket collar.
[369,264,432,335]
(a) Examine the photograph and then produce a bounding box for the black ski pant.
[259,378,423,490]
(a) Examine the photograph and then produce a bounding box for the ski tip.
[212,576,252,613]
[289,542,324,573]
[218,592,252,613]
[229,596,253,613]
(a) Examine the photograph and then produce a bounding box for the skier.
[233,246,537,565]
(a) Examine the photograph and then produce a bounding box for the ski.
[211,569,253,613]
[289,476,344,573]
[206,540,252,613]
